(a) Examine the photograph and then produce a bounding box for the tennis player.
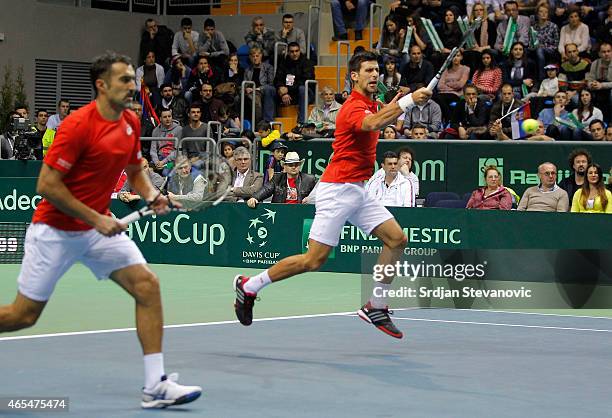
[234,51,432,338]
[0,52,201,409]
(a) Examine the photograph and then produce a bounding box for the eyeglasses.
[542,171,557,176]
[284,163,300,167]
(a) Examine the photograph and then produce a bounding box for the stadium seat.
[435,199,467,208]
[425,192,460,207]
[237,44,251,70]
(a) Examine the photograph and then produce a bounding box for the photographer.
[0,111,43,160]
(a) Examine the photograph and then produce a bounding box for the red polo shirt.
[320,90,379,183]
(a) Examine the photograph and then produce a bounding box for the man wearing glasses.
[245,16,277,60]
[517,162,569,212]
[277,14,306,54]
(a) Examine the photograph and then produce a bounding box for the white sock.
[244,270,272,294]
[369,282,390,309]
[144,353,165,391]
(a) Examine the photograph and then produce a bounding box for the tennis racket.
[120,153,232,225]
[427,17,482,92]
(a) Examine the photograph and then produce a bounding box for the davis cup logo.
[245,208,276,248]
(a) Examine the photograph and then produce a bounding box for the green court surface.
[0,263,610,338]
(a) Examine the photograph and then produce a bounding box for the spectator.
[585,42,612,122]
[396,98,442,137]
[376,14,406,61]
[463,3,497,72]
[587,119,607,141]
[559,148,591,207]
[263,139,287,183]
[199,83,225,123]
[523,119,555,141]
[248,151,316,206]
[167,156,207,208]
[365,151,415,207]
[244,16,277,60]
[407,124,429,139]
[197,18,230,70]
[501,42,536,98]
[494,1,530,53]
[382,125,399,139]
[397,147,419,195]
[119,159,165,203]
[531,4,560,80]
[570,163,612,213]
[226,146,264,202]
[307,86,342,134]
[451,84,490,139]
[433,8,462,68]
[181,103,207,167]
[186,56,223,103]
[533,64,560,100]
[136,51,165,106]
[244,47,276,123]
[224,52,245,86]
[435,50,470,117]
[274,42,315,124]
[489,84,523,137]
[472,49,503,100]
[150,108,182,173]
[558,9,591,59]
[466,165,513,210]
[594,3,612,46]
[159,83,188,126]
[330,0,369,41]
[559,43,590,103]
[258,120,281,147]
[607,126,612,141]
[537,90,572,140]
[517,162,569,211]
[47,99,70,130]
[277,14,307,54]
[572,90,604,128]
[139,18,173,68]
[0,112,19,159]
[399,45,435,93]
[172,17,199,61]
[220,140,236,169]
[379,56,402,91]
[164,55,191,93]
[131,102,154,160]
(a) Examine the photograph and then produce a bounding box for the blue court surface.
[1,308,610,417]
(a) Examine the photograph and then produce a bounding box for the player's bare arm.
[361,88,432,132]
[37,164,122,236]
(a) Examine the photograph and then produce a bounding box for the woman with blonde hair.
[466,165,513,210]
[571,163,612,213]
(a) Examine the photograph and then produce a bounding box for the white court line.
[0,311,357,342]
[1,308,611,342]
[389,317,612,333]
[456,308,612,320]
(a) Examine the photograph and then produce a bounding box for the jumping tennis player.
[0,52,201,408]
[234,51,432,338]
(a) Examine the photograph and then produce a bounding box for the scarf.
[479,18,488,47]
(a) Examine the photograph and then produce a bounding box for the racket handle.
[427,75,440,92]
[120,208,153,225]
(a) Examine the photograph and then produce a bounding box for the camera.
[9,117,41,160]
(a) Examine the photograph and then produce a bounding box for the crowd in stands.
[1,1,610,213]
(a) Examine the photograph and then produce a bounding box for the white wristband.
[398,94,415,112]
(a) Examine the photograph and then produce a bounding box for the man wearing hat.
[264,141,288,183]
[247,151,316,207]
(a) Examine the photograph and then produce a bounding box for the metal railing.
[240,80,257,132]
[336,41,350,92]
[273,42,288,76]
[218,137,255,170]
[140,137,180,162]
[270,121,284,133]
[304,79,319,120]
[369,2,383,50]
[307,3,321,61]
[206,121,222,142]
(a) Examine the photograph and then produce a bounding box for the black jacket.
[274,56,315,94]
[451,99,490,129]
[139,25,174,67]
[253,172,316,203]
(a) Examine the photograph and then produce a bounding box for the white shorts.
[309,182,393,247]
[17,223,146,302]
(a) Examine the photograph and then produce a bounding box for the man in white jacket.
[365,151,415,207]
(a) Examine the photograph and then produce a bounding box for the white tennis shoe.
[141,373,202,409]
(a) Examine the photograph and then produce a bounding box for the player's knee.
[387,233,408,250]
[302,253,327,271]
[132,271,161,303]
